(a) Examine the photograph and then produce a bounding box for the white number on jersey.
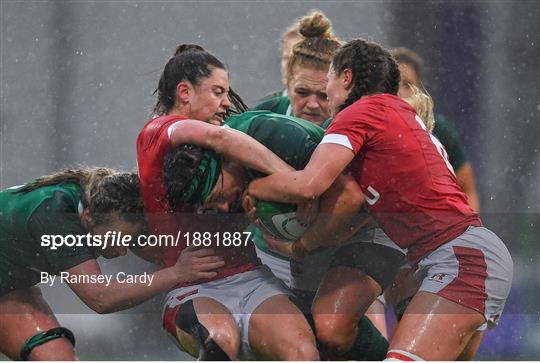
[364,185,381,206]
[415,115,455,175]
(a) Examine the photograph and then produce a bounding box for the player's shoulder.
[361,93,413,113]
[330,94,413,135]
[140,115,185,134]
[137,115,187,150]
[41,188,80,215]
[0,183,79,217]
[37,183,80,211]
[361,94,418,126]
[225,110,269,133]
[333,96,383,124]
[252,95,289,114]
[14,184,81,227]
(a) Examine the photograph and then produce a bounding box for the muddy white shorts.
[162,265,291,359]
[415,226,513,330]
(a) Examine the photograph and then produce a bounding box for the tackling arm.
[66,247,224,314]
[169,120,294,175]
[292,174,371,259]
[248,143,355,202]
[298,174,368,247]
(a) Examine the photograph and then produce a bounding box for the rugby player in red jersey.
[247,38,513,360]
[136,44,318,360]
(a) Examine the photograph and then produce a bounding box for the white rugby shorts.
[415,226,513,330]
[162,265,291,359]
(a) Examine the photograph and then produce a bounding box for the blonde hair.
[404,84,435,132]
[285,10,342,84]
[297,9,336,39]
[280,9,334,53]
[281,21,301,53]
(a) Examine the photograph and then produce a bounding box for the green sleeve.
[27,191,96,274]
[432,115,468,171]
[321,118,333,130]
[251,96,290,115]
[245,115,320,180]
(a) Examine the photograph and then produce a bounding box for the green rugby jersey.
[225,110,324,258]
[252,95,292,116]
[0,183,95,295]
[432,115,467,171]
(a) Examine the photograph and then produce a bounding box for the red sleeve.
[323,103,382,154]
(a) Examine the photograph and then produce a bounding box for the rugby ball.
[256,201,307,242]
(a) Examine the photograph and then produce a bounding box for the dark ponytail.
[153,43,247,116]
[332,39,400,111]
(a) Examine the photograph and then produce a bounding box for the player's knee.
[28,339,77,361]
[175,300,238,360]
[206,327,239,359]
[22,327,77,361]
[315,315,356,352]
[279,339,319,361]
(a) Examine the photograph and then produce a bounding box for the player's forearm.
[169,120,292,175]
[216,128,294,174]
[249,143,352,203]
[298,175,367,251]
[249,171,320,203]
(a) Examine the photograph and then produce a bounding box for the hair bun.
[298,10,333,39]
[173,44,205,56]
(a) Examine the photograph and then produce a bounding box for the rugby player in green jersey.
[0,168,223,360]
[163,110,397,360]
[253,10,340,128]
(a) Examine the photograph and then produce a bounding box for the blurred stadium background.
[1,0,538,360]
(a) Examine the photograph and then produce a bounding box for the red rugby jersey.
[323,94,481,262]
[136,115,258,285]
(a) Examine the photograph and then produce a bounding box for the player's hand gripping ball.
[256,201,308,242]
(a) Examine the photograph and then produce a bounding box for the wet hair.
[228,88,249,115]
[285,10,342,84]
[163,144,222,211]
[16,168,144,227]
[390,47,424,81]
[153,44,247,116]
[280,14,303,54]
[332,38,400,111]
[404,84,435,132]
